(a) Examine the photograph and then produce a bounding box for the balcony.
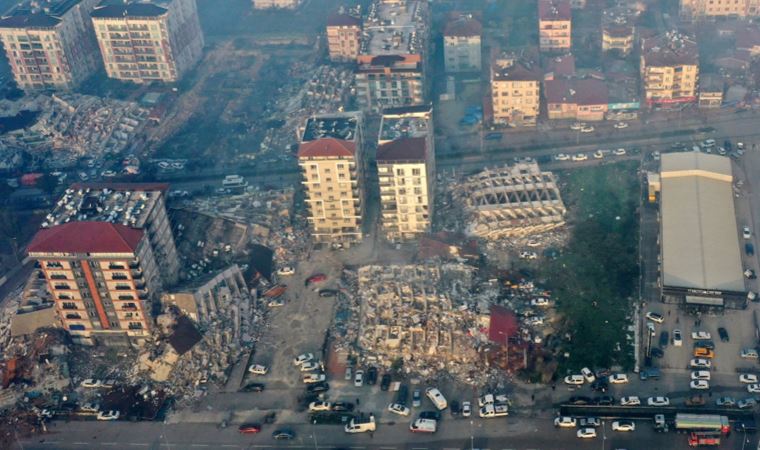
[128,323,144,330]
[117,295,135,301]
[49,274,68,280]
[121,303,138,311]
[114,285,133,291]
[111,274,128,281]
[53,284,72,290]
[65,313,82,320]
[108,264,126,270]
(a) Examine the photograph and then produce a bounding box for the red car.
[305,273,327,286]
[238,423,262,434]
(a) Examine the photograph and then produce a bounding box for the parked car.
[81,378,103,388]
[740,374,758,384]
[461,401,471,417]
[611,420,635,432]
[387,403,411,416]
[96,410,120,421]
[620,396,641,406]
[748,384,760,393]
[673,329,683,346]
[272,429,296,440]
[579,417,601,427]
[659,331,669,347]
[650,347,664,358]
[484,132,503,141]
[746,243,755,256]
[738,398,757,409]
[308,401,332,412]
[716,397,736,407]
[614,122,628,129]
[380,374,392,391]
[419,411,441,421]
[413,389,421,407]
[594,396,615,406]
[647,397,670,406]
[567,396,593,405]
[304,274,327,286]
[741,348,759,359]
[646,311,665,323]
[248,364,268,375]
[238,423,262,434]
[306,382,329,394]
[318,289,339,298]
[276,266,295,276]
[555,153,571,161]
[691,371,711,381]
[564,375,584,385]
[331,402,354,412]
[293,353,314,366]
[366,367,378,385]
[718,328,729,342]
[590,378,609,392]
[690,380,710,390]
[694,340,715,350]
[577,428,597,438]
[580,126,595,133]
[555,416,577,428]
[581,367,596,383]
[743,226,752,239]
[572,153,588,162]
[354,370,364,387]
[300,362,321,372]
[609,374,629,384]
[302,373,326,384]
[241,383,265,393]
[613,148,626,156]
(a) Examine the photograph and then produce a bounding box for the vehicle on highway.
[718,327,729,342]
[609,373,628,384]
[580,126,594,133]
[238,423,262,434]
[564,374,584,385]
[303,373,326,384]
[692,331,711,340]
[272,429,296,440]
[581,367,596,383]
[614,122,629,129]
[741,348,759,359]
[744,226,753,240]
[461,401,471,417]
[747,384,760,393]
[240,383,265,393]
[555,416,577,428]
[410,418,437,433]
[740,374,758,384]
[309,401,332,412]
[579,417,600,427]
[690,380,710,390]
[485,132,503,141]
[576,428,597,438]
[425,387,448,410]
[648,396,670,406]
[293,353,314,366]
[612,420,635,432]
[276,266,295,276]
[673,329,683,346]
[738,398,757,409]
[646,311,664,323]
[716,397,736,407]
[304,274,327,287]
[96,410,119,421]
[388,403,411,417]
[354,369,364,387]
[572,153,588,162]
[300,361,321,372]
[620,396,641,406]
[613,148,626,156]
[248,364,268,375]
[306,382,329,394]
[555,153,571,161]
[593,150,604,159]
[691,371,711,381]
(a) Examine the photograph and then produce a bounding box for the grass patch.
[545,162,640,372]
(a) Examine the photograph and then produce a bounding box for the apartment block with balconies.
[538,0,572,52]
[326,13,361,62]
[490,55,541,127]
[0,0,101,90]
[602,9,635,56]
[641,32,699,107]
[27,222,161,346]
[91,0,203,83]
[298,112,365,245]
[443,13,482,73]
[680,0,760,20]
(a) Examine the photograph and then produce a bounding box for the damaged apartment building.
[454,162,566,240]
[357,264,485,383]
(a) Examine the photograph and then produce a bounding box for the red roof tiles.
[298,138,356,158]
[27,222,144,254]
[377,137,426,162]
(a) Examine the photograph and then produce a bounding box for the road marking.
[221,445,237,448]
[102,444,117,446]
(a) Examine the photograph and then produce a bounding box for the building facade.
[544,78,609,121]
[491,56,541,127]
[377,105,434,241]
[698,74,724,108]
[641,32,699,107]
[680,0,760,20]
[443,13,481,73]
[326,13,361,62]
[355,0,429,111]
[298,112,365,244]
[27,222,160,345]
[91,0,204,84]
[602,10,635,56]
[538,0,572,52]
[0,0,101,90]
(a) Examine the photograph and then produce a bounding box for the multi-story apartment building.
[298,112,365,245]
[443,13,481,73]
[27,221,160,346]
[326,13,361,62]
[491,55,541,127]
[538,0,572,52]
[355,0,429,111]
[641,32,699,107]
[602,9,635,56]
[91,0,204,84]
[45,183,180,286]
[0,0,101,90]
[680,0,760,20]
[544,78,609,121]
[377,105,434,241]
[252,0,301,9]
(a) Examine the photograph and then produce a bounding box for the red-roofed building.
[538,0,572,52]
[298,111,365,244]
[544,78,609,121]
[326,13,362,62]
[488,305,519,343]
[27,222,159,346]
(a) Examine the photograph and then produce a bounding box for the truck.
[344,414,376,433]
[222,175,248,189]
[688,431,721,447]
[675,414,730,434]
[478,403,508,418]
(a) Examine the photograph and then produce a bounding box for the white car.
[309,401,332,412]
[303,373,326,384]
[740,374,759,384]
[300,361,321,372]
[580,126,595,133]
[387,403,411,416]
[248,364,268,375]
[80,403,100,413]
[572,153,588,162]
[277,266,295,276]
[564,375,584,385]
[526,240,540,247]
[293,353,314,366]
[743,226,752,239]
[691,331,711,340]
[531,297,550,307]
[647,397,670,406]
[690,380,710,390]
[581,367,596,383]
[576,428,597,438]
[81,378,103,388]
[555,416,577,428]
[96,410,120,421]
[614,122,628,129]
[593,150,604,159]
[519,251,538,259]
[673,329,683,347]
[579,417,600,427]
[609,373,629,384]
[612,148,626,156]
[748,384,760,393]
[691,371,711,381]
[645,312,664,323]
[555,153,571,161]
[570,122,584,131]
[741,348,759,359]
[354,370,364,387]
[461,401,472,417]
[690,358,711,369]
[611,421,635,432]
[620,396,640,406]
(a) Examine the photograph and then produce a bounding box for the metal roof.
[660,153,744,292]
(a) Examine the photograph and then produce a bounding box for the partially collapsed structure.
[455,163,566,240]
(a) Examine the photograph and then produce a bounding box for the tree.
[38,173,59,197]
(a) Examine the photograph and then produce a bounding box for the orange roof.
[28,222,144,254]
[298,138,356,158]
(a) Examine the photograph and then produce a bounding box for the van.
[694,347,715,359]
[425,387,448,410]
[409,418,437,433]
[344,414,376,433]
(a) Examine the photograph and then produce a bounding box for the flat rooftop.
[642,31,699,67]
[0,0,84,28]
[361,0,426,56]
[660,153,744,292]
[379,105,431,144]
[301,112,361,143]
[44,183,168,230]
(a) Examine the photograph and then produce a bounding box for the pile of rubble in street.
[0,93,149,167]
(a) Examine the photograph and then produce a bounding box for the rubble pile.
[452,163,567,240]
[0,93,149,166]
[355,263,493,384]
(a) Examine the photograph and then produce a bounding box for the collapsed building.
[454,163,566,240]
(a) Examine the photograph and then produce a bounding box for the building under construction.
[454,163,566,240]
